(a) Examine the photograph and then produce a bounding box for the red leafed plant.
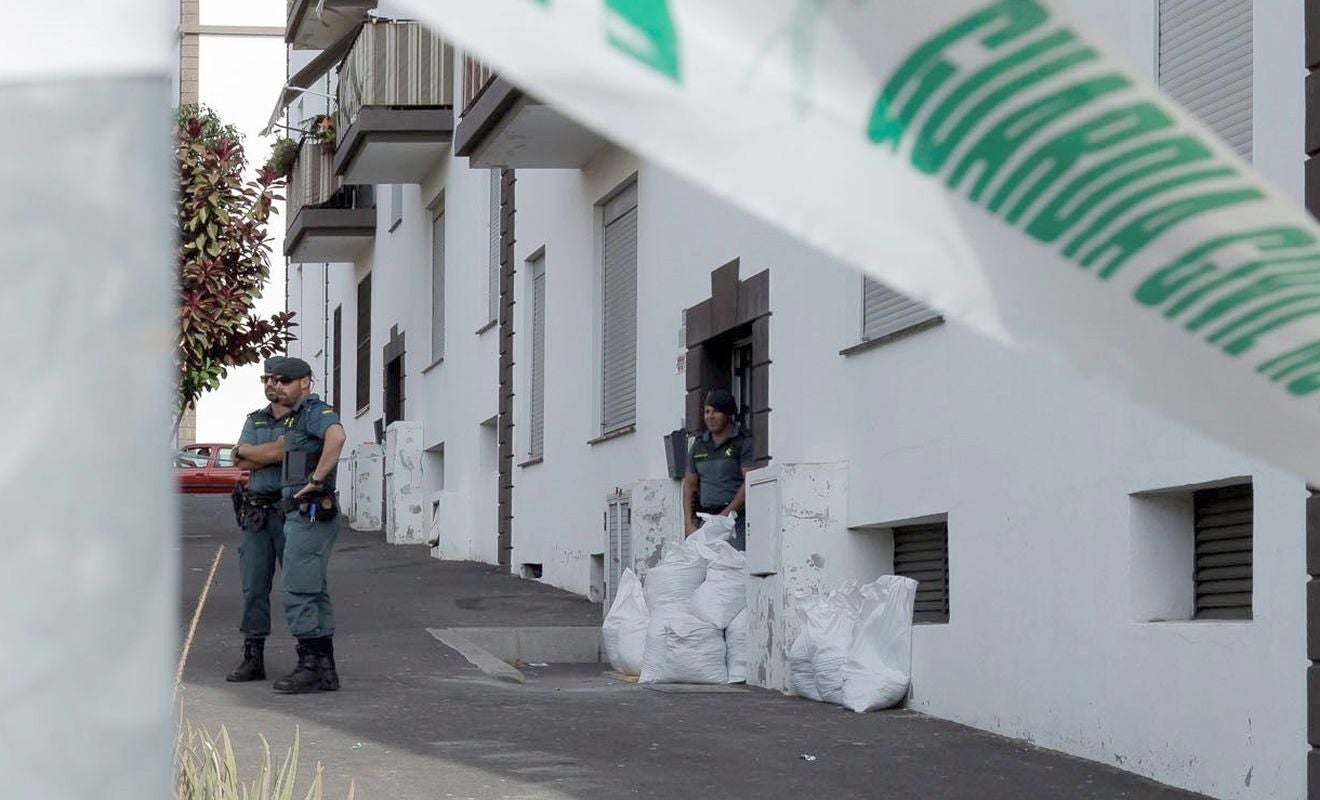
[174,105,296,431]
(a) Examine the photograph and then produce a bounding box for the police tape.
[396,0,1320,483]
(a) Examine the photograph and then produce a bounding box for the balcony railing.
[462,55,494,116]
[336,21,455,139]
[288,139,339,222]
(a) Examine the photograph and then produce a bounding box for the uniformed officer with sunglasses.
[231,356,347,693]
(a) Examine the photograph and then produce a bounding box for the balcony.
[454,56,607,169]
[287,0,376,50]
[285,139,376,263]
[333,21,456,184]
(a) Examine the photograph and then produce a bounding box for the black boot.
[225,638,265,682]
[272,639,325,694]
[319,637,340,691]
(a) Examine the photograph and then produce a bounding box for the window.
[1129,479,1252,622]
[601,182,638,433]
[487,170,501,327]
[214,448,235,468]
[528,252,546,460]
[861,276,939,343]
[384,353,405,424]
[356,275,372,414]
[431,211,446,362]
[1158,0,1252,160]
[893,521,950,624]
[1193,484,1253,620]
[389,184,403,232]
[332,305,342,410]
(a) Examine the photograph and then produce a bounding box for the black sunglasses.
[260,375,298,385]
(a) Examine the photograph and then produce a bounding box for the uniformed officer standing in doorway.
[259,356,348,693]
[682,388,755,550]
[226,358,293,682]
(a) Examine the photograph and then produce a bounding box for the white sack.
[639,610,728,685]
[601,568,649,677]
[841,575,918,713]
[690,540,747,630]
[693,511,736,543]
[787,593,825,701]
[643,542,707,611]
[725,607,748,684]
[808,582,862,705]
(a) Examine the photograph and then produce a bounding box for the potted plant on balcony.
[263,137,300,178]
[311,114,336,147]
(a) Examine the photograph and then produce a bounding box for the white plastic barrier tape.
[399,0,1320,484]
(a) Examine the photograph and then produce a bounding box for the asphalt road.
[176,494,1208,800]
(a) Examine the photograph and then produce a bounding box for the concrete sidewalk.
[178,495,1208,799]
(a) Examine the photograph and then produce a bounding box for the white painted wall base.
[385,421,425,544]
[347,443,384,531]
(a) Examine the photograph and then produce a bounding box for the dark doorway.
[683,259,770,466]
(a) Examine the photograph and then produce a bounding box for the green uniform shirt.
[280,394,341,497]
[238,404,288,495]
[687,424,754,509]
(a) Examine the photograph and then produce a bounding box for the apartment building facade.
[275,2,1315,797]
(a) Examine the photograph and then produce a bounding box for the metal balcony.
[287,0,376,50]
[285,139,376,263]
[333,21,456,184]
[454,55,607,169]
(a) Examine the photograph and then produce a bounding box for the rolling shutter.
[1193,484,1253,620]
[431,211,445,361]
[602,184,638,433]
[356,274,371,413]
[1158,0,1253,160]
[894,522,950,624]
[488,170,500,325]
[605,498,632,607]
[862,276,939,342]
[529,254,546,459]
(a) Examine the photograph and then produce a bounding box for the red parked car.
[175,443,249,494]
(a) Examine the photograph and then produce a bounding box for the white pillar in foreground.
[0,3,175,797]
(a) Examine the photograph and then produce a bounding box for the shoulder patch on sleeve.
[322,409,334,415]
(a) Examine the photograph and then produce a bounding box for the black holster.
[235,488,281,529]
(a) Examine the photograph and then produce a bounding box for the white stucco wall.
[285,2,1311,795]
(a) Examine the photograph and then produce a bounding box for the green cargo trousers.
[238,508,286,638]
[281,510,339,638]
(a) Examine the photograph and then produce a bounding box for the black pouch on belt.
[230,483,244,527]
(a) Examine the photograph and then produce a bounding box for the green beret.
[264,356,312,378]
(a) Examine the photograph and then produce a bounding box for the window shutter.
[529,254,546,459]
[862,276,938,342]
[332,305,342,409]
[431,212,445,361]
[1194,484,1253,620]
[488,170,500,325]
[356,274,371,413]
[602,185,638,433]
[894,522,949,624]
[605,498,631,607]
[1158,0,1252,160]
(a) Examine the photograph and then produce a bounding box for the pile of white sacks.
[602,514,747,684]
[787,575,919,712]
[603,514,921,712]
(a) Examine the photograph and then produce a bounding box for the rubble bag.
[807,582,862,705]
[644,539,709,612]
[602,568,649,676]
[840,575,918,713]
[725,607,748,683]
[639,610,728,684]
[692,511,736,544]
[787,593,825,701]
[689,540,747,629]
